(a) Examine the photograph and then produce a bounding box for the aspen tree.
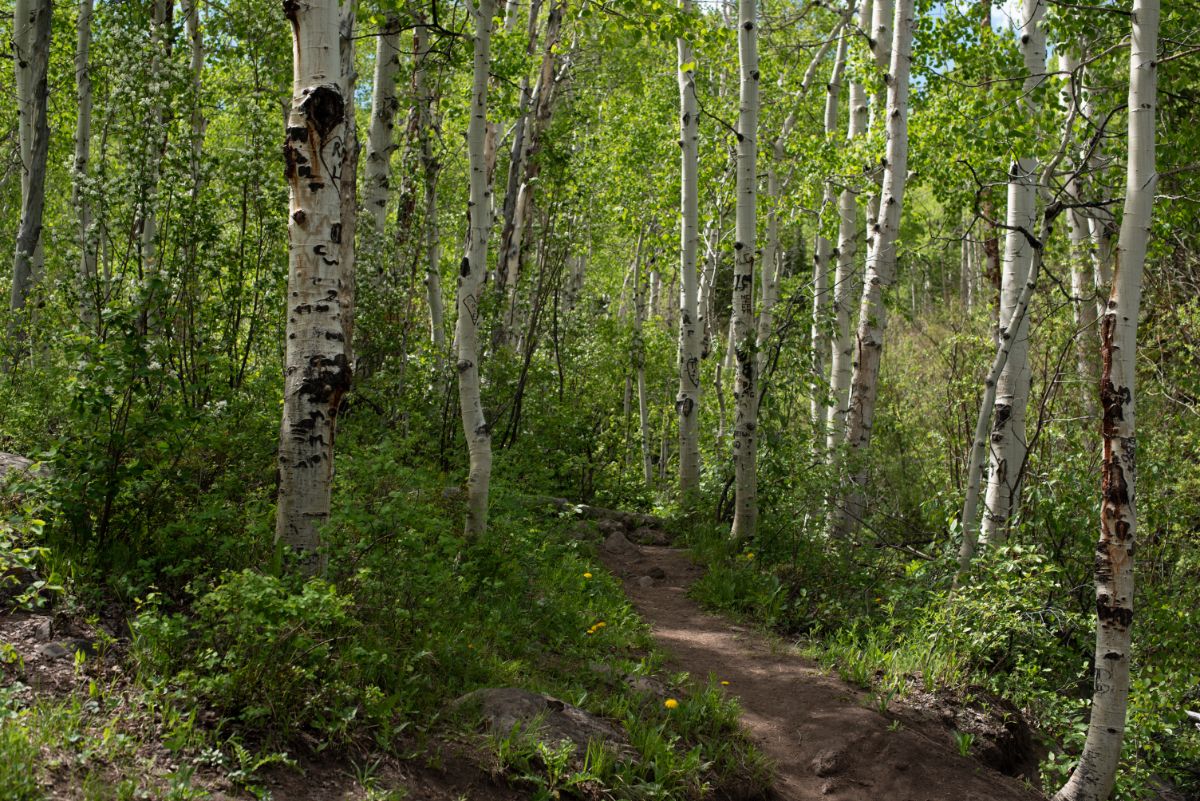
[414,18,446,352]
[363,16,402,236]
[337,1,359,362]
[730,0,759,541]
[74,0,97,325]
[1055,1,1158,797]
[826,0,872,454]
[138,0,171,330]
[1061,52,1100,416]
[834,0,914,539]
[276,0,353,572]
[457,0,497,538]
[10,0,51,337]
[676,0,702,499]
[981,0,1046,545]
[810,31,848,432]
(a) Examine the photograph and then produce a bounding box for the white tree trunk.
[457,0,497,538]
[1054,2,1157,797]
[730,0,759,541]
[337,0,360,364]
[363,18,401,235]
[414,19,446,353]
[834,0,914,539]
[139,0,171,328]
[74,0,97,325]
[826,0,872,454]
[981,0,1046,545]
[276,0,353,572]
[1064,53,1100,417]
[9,0,50,332]
[186,0,205,194]
[677,0,702,499]
[631,229,654,487]
[810,32,849,433]
[959,221,1051,573]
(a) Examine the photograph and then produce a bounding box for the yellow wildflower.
[720,680,730,686]
[595,621,606,628]
[664,698,679,710]
[583,572,593,579]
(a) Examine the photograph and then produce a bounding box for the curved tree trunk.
[10,0,51,341]
[834,0,914,540]
[981,0,1046,546]
[275,0,353,573]
[730,0,759,541]
[457,0,497,538]
[1054,1,1157,797]
[676,0,702,500]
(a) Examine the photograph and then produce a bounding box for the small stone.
[648,566,666,580]
[811,747,844,777]
[33,619,51,641]
[820,780,839,795]
[637,576,654,589]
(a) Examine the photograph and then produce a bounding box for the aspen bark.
[834,0,914,539]
[10,0,51,330]
[75,0,97,324]
[1054,1,1157,797]
[632,230,653,487]
[457,0,497,538]
[677,0,702,499]
[338,0,359,364]
[730,0,759,541]
[981,0,1046,545]
[276,0,353,572]
[363,16,402,235]
[1063,54,1100,417]
[414,19,446,352]
[186,0,205,194]
[139,0,171,328]
[826,0,872,455]
[810,31,848,433]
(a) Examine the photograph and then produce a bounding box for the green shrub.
[133,570,384,745]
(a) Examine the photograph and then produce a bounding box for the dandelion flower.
[583,572,593,579]
[746,552,755,560]
[720,680,730,686]
[595,621,606,628]
[664,698,679,710]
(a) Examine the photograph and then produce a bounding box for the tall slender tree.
[9,0,51,340]
[457,0,497,538]
[981,0,1046,545]
[834,0,914,539]
[276,0,353,572]
[1055,1,1158,797]
[676,0,702,500]
[730,0,759,541]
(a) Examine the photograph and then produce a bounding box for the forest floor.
[599,539,1048,801]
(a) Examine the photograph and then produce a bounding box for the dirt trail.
[600,542,1045,801]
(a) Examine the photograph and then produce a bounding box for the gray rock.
[33,618,51,641]
[453,688,632,758]
[629,527,671,546]
[648,566,666,580]
[811,747,845,777]
[37,642,70,660]
[601,532,639,556]
[637,576,654,589]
